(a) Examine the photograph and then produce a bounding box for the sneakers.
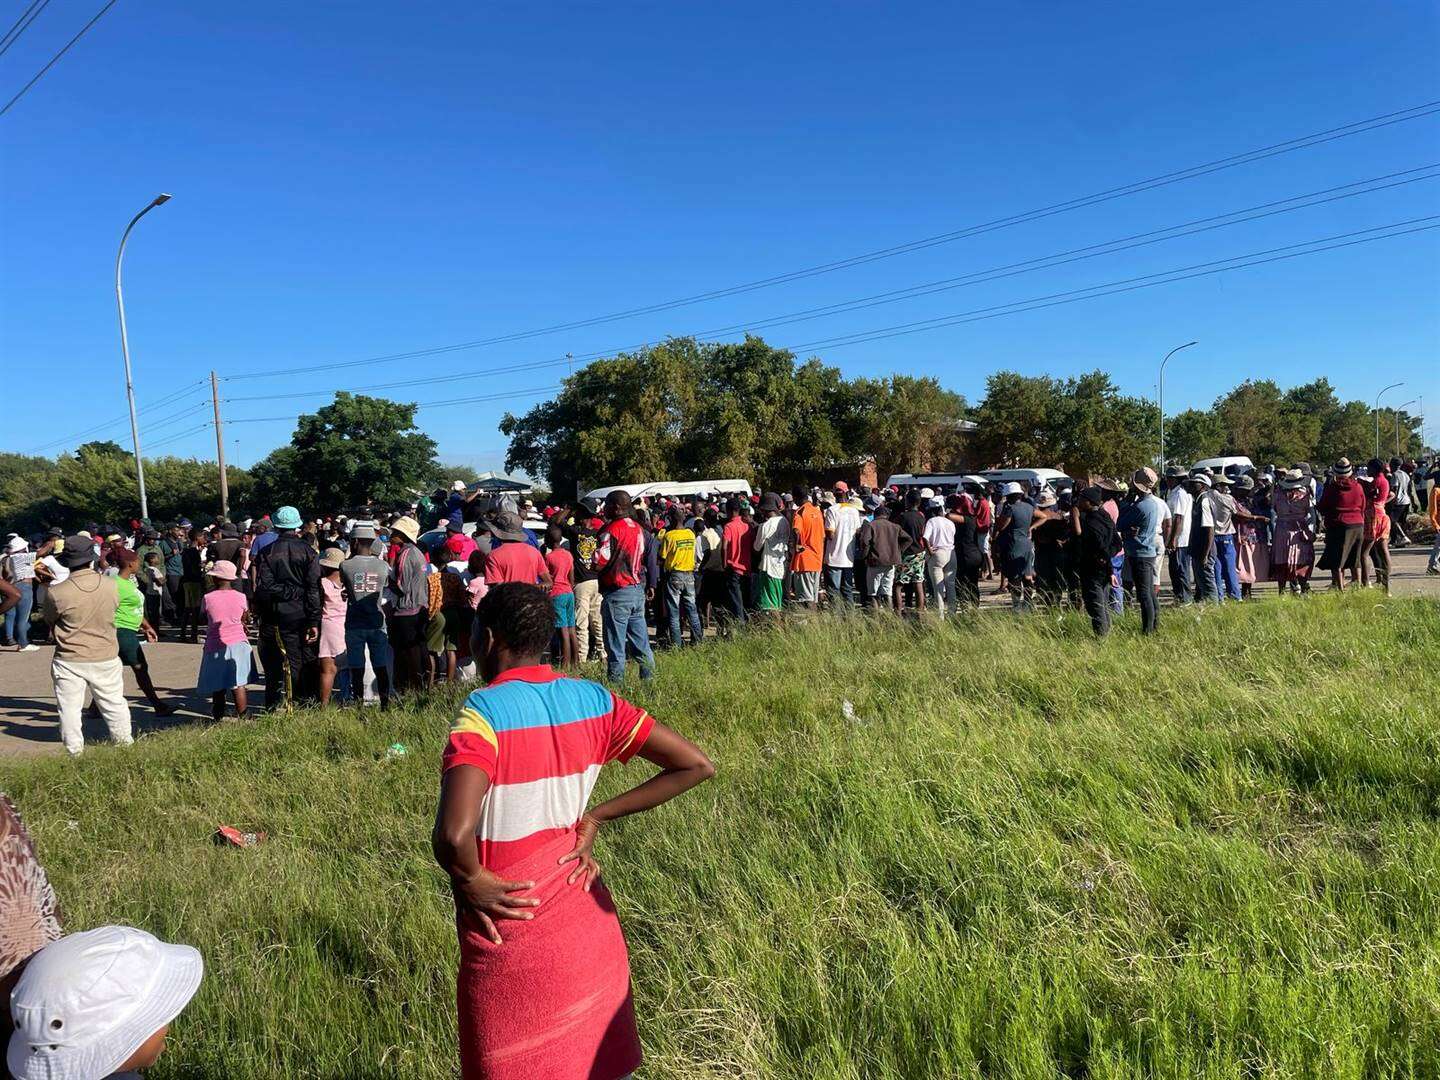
[19,644,39,652]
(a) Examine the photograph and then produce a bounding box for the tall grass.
[5,594,1440,1078]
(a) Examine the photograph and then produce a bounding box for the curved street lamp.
[1157,340,1198,472]
[1374,381,1404,462]
[115,192,172,521]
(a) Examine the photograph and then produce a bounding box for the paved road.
[3,544,1436,758]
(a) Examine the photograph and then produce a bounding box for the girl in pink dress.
[317,548,349,704]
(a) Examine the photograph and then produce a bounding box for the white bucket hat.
[1002,481,1024,496]
[9,926,203,1080]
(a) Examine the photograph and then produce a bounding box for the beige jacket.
[42,569,119,663]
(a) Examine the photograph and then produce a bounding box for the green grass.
[5,594,1440,1079]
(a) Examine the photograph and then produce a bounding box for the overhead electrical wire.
[220,164,1440,403]
[0,0,119,119]
[24,380,209,455]
[222,98,1440,383]
[0,0,52,59]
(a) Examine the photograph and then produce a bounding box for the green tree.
[1212,380,1317,465]
[1052,371,1158,479]
[847,374,968,480]
[248,393,438,514]
[970,373,1064,469]
[1163,409,1224,466]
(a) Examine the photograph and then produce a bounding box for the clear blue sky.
[3,1,1437,471]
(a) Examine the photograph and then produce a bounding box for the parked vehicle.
[1191,455,1254,477]
[886,472,991,495]
[976,467,1073,493]
[582,479,754,504]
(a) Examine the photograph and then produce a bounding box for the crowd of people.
[2,454,1438,755]
[1,456,1437,1079]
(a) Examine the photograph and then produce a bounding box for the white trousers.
[926,551,955,616]
[53,657,133,756]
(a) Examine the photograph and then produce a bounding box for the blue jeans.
[1168,549,1194,603]
[666,571,702,646]
[1213,535,1242,601]
[602,585,655,682]
[825,565,856,606]
[3,580,33,646]
[1110,552,1125,613]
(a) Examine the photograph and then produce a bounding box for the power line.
[24,380,209,455]
[783,216,1440,352]
[0,0,118,119]
[0,0,52,58]
[222,98,1440,383]
[219,163,1440,403]
[225,385,562,422]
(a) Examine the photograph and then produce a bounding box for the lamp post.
[115,193,172,522]
[1395,398,1418,458]
[1374,381,1404,463]
[1157,340,1198,473]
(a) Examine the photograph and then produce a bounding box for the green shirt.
[115,575,145,632]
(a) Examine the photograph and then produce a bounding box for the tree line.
[1,340,1425,532]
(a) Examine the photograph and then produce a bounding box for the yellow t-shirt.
[658,528,697,572]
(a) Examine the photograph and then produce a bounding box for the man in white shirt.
[1163,466,1194,602]
[822,482,860,605]
[920,497,956,616]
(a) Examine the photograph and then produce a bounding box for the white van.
[1191,456,1254,477]
[977,468,1073,493]
[583,479,753,504]
[885,472,986,494]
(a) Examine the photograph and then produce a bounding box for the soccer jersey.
[442,666,655,873]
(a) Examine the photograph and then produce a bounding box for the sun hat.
[8,925,203,1080]
[1211,472,1233,486]
[862,495,883,512]
[1332,457,1353,477]
[1188,471,1213,488]
[58,536,96,570]
[451,480,467,492]
[489,511,528,543]
[205,559,238,581]
[926,495,945,509]
[349,524,376,541]
[1131,467,1158,492]
[1036,490,1058,508]
[319,548,345,570]
[1078,485,1105,506]
[758,492,783,513]
[919,487,936,500]
[1279,468,1306,488]
[1002,481,1024,497]
[388,516,421,543]
[1233,474,1255,491]
[272,506,303,530]
[1163,464,1187,479]
[6,535,27,554]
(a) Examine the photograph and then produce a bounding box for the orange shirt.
[791,502,825,573]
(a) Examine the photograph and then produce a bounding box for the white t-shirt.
[1166,487,1194,547]
[823,504,860,568]
[921,515,956,555]
[1148,493,1170,555]
[753,514,791,579]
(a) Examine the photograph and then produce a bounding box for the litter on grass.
[215,826,267,848]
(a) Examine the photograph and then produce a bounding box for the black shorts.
[117,627,145,667]
[387,611,428,649]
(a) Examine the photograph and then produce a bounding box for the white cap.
[9,926,203,1080]
[451,480,466,491]
[1002,481,1024,496]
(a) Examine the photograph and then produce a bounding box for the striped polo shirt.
[442,665,655,872]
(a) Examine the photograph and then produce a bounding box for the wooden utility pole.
[211,371,229,520]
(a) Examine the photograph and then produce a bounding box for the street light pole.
[1158,340,1198,473]
[115,192,172,522]
[1374,381,1404,462]
[1395,398,1418,458]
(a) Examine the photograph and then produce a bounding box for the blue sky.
[3,1,1437,471]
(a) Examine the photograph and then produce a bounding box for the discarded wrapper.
[385,743,408,759]
[215,826,267,848]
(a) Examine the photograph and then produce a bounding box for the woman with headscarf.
[1270,469,1315,594]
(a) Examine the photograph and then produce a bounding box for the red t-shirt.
[722,517,755,573]
[596,517,646,590]
[484,542,547,585]
[545,547,575,596]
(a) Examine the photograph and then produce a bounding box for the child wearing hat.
[195,560,251,722]
[8,925,203,1080]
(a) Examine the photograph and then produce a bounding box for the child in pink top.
[196,561,251,721]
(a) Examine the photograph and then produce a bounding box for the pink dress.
[319,577,347,659]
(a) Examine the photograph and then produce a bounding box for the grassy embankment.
[5,593,1440,1079]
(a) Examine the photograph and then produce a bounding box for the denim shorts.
[552,592,577,628]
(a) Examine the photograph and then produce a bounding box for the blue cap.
[272,505,303,529]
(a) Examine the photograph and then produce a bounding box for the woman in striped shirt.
[432,582,714,1080]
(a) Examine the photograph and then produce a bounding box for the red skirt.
[456,831,642,1080]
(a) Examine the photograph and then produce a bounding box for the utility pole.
[1375,382,1403,461]
[211,370,229,519]
[1157,340,1198,472]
